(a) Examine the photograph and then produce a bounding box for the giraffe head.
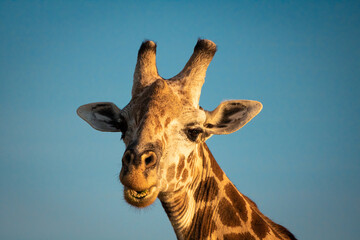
[77,40,262,208]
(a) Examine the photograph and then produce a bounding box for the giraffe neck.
[159,143,296,240]
[159,143,220,239]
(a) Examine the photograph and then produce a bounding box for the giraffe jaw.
[124,186,159,208]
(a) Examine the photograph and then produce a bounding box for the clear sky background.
[1,1,359,239]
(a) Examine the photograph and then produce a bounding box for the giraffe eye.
[186,128,203,142]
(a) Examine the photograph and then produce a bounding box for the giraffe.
[77,39,297,240]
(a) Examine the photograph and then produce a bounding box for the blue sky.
[0,0,359,239]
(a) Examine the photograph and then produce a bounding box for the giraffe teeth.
[124,186,158,206]
[129,189,150,199]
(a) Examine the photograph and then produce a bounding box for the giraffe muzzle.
[120,149,160,207]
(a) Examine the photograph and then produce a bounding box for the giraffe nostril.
[145,156,153,165]
[143,152,157,168]
[123,151,132,166]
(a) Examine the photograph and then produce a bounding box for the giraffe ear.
[77,102,123,132]
[204,100,262,135]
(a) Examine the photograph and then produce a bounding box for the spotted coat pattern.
[77,39,297,240]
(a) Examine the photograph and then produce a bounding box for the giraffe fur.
[77,39,296,240]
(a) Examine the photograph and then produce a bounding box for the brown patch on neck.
[176,176,219,239]
[193,176,219,203]
[251,211,270,240]
[243,195,297,240]
[218,198,242,227]
[224,232,256,240]
[224,183,248,222]
[203,144,224,181]
[183,206,217,239]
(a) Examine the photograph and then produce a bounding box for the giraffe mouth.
[129,188,151,199]
[124,186,158,207]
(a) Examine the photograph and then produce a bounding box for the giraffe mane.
[243,195,298,240]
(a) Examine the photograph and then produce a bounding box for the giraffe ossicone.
[77,39,296,240]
